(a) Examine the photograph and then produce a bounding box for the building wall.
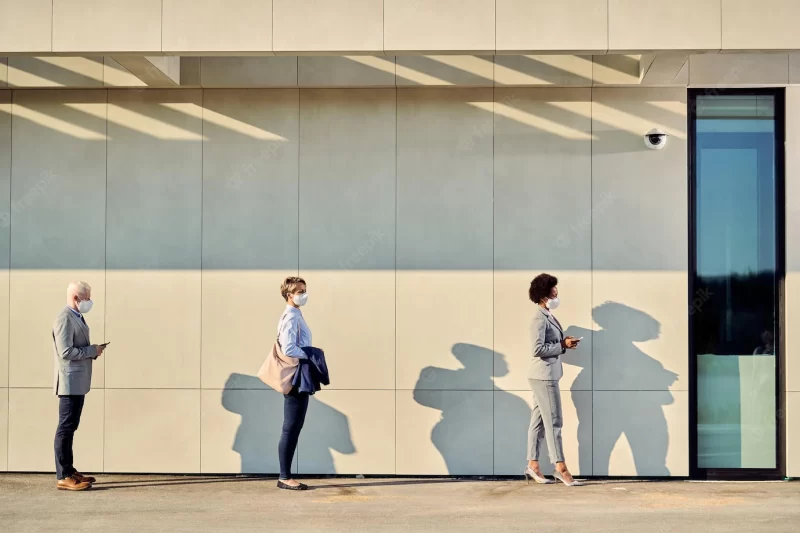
[787,87,800,478]
[4,0,800,55]
[0,86,688,476]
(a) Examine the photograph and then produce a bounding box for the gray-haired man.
[52,281,105,491]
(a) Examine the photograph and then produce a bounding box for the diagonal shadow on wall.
[565,302,678,476]
[222,373,355,475]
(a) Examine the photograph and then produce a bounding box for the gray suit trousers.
[527,378,564,463]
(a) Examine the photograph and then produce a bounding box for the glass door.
[689,90,785,479]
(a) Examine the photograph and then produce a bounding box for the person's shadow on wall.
[222,373,355,475]
[564,302,679,476]
[413,343,531,475]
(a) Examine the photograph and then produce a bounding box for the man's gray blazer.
[53,306,97,396]
[528,306,565,381]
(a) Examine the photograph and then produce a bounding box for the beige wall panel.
[791,54,800,85]
[274,0,383,54]
[788,87,800,392]
[0,91,8,387]
[105,389,200,473]
[105,89,201,389]
[673,59,690,86]
[301,271,394,389]
[396,56,494,86]
[203,272,294,390]
[298,56,396,87]
[592,54,644,85]
[592,271,687,391]
[200,57,298,88]
[593,390,688,476]
[201,387,286,474]
[0,0,52,53]
[493,88,592,392]
[298,390,393,475]
[0,269,6,388]
[396,88,493,391]
[163,0,273,54]
[0,389,6,470]
[722,0,800,50]
[10,272,106,389]
[396,390,492,475]
[9,90,106,388]
[608,0,721,52]
[496,0,607,53]
[494,389,591,475]
[8,57,104,88]
[640,54,691,86]
[103,57,147,87]
[494,55,593,86]
[591,88,687,392]
[201,89,298,389]
[788,392,800,477]
[1,58,8,87]
[384,0,495,54]
[689,53,790,86]
[397,273,493,391]
[8,388,103,472]
[608,0,722,53]
[106,271,200,388]
[298,89,395,390]
[495,272,592,392]
[53,0,162,53]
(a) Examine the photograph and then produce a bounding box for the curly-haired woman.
[523,273,583,486]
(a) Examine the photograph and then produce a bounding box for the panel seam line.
[6,89,13,470]
[103,88,108,473]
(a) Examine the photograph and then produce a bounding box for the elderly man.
[52,281,106,491]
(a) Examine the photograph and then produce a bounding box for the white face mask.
[292,293,308,307]
[77,298,93,314]
[545,297,560,310]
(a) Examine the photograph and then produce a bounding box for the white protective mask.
[77,299,94,314]
[545,297,560,311]
[293,293,309,307]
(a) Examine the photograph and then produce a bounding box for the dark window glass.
[693,94,779,469]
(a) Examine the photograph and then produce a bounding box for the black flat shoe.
[277,480,308,491]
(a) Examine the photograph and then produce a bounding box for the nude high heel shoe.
[553,470,583,486]
[524,466,554,484]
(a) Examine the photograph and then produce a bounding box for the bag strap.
[276,311,302,348]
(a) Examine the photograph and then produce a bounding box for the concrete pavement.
[0,474,798,532]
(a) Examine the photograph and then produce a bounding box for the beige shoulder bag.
[257,315,300,394]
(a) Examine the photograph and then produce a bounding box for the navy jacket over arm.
[291,347,330,394]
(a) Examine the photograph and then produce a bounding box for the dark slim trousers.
[278,388,309,480]
[54,395,85,480]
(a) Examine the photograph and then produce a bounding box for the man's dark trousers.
[54,395,85,480]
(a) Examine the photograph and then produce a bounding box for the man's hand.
[93,345,105,358]
[563,337,580,349]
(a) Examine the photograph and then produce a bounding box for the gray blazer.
[52,306,98,396]
[528,307,565,381]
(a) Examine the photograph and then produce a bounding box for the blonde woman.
[276,276,312,491]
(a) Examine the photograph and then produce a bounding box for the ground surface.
[1,474,798,532]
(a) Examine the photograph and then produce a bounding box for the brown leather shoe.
[56,476,92,491]
[73,472,96,484]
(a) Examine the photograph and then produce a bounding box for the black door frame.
[687,88,787,481]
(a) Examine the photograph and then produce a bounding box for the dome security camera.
[644,128,668,150]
